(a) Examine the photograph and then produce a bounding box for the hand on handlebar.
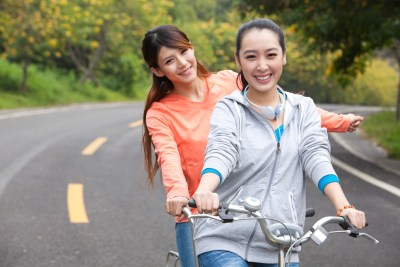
[344,113,364,132]
[339,208,366,229]
[166,196,189,217]
[192,191,219,215]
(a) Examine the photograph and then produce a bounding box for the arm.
[303,102,365,228]
[146,109,189,216]
[317,107,364,132]
[192,98,241,214]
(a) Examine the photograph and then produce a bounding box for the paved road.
[0,103,398,267]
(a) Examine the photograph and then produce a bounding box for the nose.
[257,58,269,71]
[176,55,187,68]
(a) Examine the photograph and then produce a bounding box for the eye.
[165,58,174,65]
[181,48,188,54]
[245,54,256,60]
[267,53,277,58]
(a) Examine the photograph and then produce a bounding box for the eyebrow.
[159,47,186,63]
[243,48,279,54]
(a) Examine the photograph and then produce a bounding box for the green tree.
[169,0,197,22]
[238,0,400,120]
[0,0,59,93]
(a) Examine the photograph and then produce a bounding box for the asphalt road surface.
[0,102,398,267]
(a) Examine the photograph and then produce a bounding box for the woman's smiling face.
[152,46,198,86]
[236,28,286,94]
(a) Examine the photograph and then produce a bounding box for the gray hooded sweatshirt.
[194,89,337,264]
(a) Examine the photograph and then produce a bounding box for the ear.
[234,53,241,72]
[151,67,164,78]
[283,55,287,65]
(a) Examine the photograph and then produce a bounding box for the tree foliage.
[0,0,174,94]
[0,0,59,93]
[0,0,398,113]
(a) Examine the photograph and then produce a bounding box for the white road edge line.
[0,103,128,120]
[129,120,143,128]
[331,156,400,198]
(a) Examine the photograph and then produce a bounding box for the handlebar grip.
[188,199,197,208]
[305,208,315,217]
[187,199,223,209]
[339,216,362,237]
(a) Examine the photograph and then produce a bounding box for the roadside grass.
[362,111,400,159]
[0,59,131,110]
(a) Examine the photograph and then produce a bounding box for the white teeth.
[257,74,271,80]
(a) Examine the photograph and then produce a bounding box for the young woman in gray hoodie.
[191,18,366,267]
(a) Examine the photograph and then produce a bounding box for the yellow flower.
[288,25,296,34]
[48,39,58,48]
[91,41,99,49]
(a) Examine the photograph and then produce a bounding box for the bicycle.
[166,197,378,267]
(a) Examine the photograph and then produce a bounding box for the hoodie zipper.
[244,133,282,259]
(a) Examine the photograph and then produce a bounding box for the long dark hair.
[141,25,210,187]
[235,18,286,90]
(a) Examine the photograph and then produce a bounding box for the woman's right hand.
[192,190,220,215]
[166,196,189,217]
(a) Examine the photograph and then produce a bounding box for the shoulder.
[211,69,238,80]
[285,91,315,109]
[208,70,239,92]
[146,102,169,120]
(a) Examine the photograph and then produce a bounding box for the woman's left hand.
[192,190,219,215]
[339,208,366,229]
[344,113,364,132]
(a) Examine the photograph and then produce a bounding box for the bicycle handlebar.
[184,197,379,249]
[188,199,315,217]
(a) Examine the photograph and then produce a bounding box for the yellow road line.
[129,120,143,128]
[81,137,108,156]
[67,183,89,223]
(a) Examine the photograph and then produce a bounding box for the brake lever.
[339,216,359,238]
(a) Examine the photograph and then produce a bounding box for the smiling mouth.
[255,74,271,81]
[179,66,192,75]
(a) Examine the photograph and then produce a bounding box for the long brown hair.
[141,25,210,187]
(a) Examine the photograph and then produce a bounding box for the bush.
[332,59,398,106]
